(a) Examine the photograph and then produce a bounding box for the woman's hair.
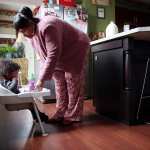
[13,6,39,34]
[0,59,20,79]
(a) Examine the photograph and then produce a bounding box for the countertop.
[90,26,150,46]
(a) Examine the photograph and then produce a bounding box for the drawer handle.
[94,56,98,61]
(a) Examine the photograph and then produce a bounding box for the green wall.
[81,0,116,34]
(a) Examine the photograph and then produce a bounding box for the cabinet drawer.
[91,39,123,52]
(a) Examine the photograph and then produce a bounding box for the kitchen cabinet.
[116,7,150,32]
[91,27,150,125]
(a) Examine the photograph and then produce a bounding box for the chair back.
[0,84,16,96]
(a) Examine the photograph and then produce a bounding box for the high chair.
[0,84,48,137]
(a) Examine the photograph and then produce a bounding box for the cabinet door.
[93,48,123,117]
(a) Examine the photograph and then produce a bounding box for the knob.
[94,55,98,61]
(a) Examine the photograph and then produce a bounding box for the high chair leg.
[33,102,48,136]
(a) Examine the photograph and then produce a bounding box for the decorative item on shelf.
[89,31,105,41]
[97,31,105,39]
[91,0,110,6]
[89,32,97,41]
[57,0,76,7]
[123,23,130,32]
[43,0,49,5]
[105,21,118,38]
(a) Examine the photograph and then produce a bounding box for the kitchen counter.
[90,26,150,45]
[91,27,150,125]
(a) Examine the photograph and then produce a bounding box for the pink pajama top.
[30,16,90,82]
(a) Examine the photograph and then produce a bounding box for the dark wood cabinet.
[116,6,150,32]
[91,37,150,125]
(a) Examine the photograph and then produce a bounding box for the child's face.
[7,70,19,80]
[12,70,19,78]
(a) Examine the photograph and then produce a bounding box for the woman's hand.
[35,80,44,91]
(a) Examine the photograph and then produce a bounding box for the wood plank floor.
[0,100,150,150]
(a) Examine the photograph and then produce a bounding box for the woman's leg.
[64,70,85,122]
[64,49,89,122]
[52,70,68,119]
[64,61,88,122]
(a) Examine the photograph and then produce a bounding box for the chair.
[0,84,48,137]
[137,58,150,123]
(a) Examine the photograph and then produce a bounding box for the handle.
[94,55,98,61]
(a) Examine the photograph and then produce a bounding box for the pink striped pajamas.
[52,50,88,121]
[30,16,90,122]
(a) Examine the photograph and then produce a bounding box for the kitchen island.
[90,27,150,125]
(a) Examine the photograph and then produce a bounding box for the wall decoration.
[91,0,110,6]
[97,7,105,19]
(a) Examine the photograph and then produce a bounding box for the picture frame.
[92,0,110,6]
[97,7,105,19]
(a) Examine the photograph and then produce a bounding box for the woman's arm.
[38,26,61,83]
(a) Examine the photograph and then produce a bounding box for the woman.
[13,6,90,124]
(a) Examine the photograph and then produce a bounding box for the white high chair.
[0,84,48,137]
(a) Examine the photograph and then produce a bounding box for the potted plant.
[0,44,17,58]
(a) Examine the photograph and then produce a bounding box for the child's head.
[0,59,21,80]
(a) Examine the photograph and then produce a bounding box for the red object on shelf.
[43,0,49,4]
[58,0,76,7]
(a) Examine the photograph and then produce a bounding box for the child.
[0,59,49,122]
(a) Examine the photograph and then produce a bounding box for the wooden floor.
[1,100,150,150]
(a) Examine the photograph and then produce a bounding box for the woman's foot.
[62,120,73,125]
[62,119,82,125]
[47,117,64,124]
[39,112,49,123]
[32,111,49,123]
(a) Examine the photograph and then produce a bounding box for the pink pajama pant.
[52,52,89,121]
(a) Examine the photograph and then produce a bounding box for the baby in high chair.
[0,59,49,122]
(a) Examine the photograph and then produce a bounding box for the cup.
[123,24,130,32]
